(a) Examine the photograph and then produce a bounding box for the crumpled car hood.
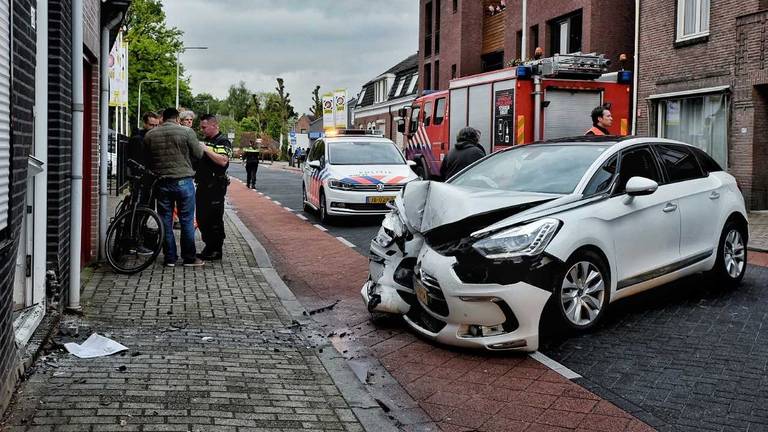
[396,180,561,234]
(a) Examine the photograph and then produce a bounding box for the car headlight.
[328,179,354,191]
[472,218,560,260]
[374,211,406,247]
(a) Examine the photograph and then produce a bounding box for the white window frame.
[676,0,710,42]
[394,78,406,98]
[408,74,419,94]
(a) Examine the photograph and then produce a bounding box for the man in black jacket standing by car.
[440,127,485,180]
[197,114,233,261]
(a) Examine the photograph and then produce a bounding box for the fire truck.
[398,53,633,179]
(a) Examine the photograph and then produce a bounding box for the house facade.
[419,0,635,92]
[636,0,768,209]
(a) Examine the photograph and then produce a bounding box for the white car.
[302,130,418,222]
[362,137,748,352]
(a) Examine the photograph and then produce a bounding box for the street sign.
[227,132,235,140]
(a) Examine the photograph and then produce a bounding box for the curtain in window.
[660,93,727,167]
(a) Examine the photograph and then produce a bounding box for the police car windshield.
[328,141,406,165]
[450,144,610,194]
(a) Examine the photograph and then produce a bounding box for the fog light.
[332,202,346,208]
[464,324,505,338]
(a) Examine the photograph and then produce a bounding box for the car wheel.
[711,221,747,288]
[419,158,431,180]
[302,185,311,212]
[319,191,333,224]
[554,250,610,331]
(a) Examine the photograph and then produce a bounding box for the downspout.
[33,0,48,303]
[533,74,542,141]
[99,13,123,261]
[521,0,527,59]
[68,0,84,310]
[631,0,640,135]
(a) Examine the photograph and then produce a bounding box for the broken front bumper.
[361,233,424,315]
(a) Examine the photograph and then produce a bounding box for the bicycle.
[105,159,165,274]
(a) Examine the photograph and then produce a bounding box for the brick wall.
[354,112,395,141]
[47,0,73,302]
[636,0,767,208]
[0,0,37,413]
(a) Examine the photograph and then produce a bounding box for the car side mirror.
[625,177,658,197]
[406,160,417,167]
[308,160,321,169]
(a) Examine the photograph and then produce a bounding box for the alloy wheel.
[724,229,746,279]
[560,261,605,327]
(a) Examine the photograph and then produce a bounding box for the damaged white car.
[362,137,748,352]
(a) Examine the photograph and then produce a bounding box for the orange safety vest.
[585,126,606,136]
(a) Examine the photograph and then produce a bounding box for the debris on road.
[64,333,128,359]
[304,300,340,316]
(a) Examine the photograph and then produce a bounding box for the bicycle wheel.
[106,208,164,274]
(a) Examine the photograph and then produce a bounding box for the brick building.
[0,0,129,414]
[353,53,419,148]
[419,0,635,92]
[636,0,768,209]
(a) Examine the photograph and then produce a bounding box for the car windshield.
[328,141,405,165]
[450,144,610,194]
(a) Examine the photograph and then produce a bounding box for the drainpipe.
[631,0,640,135]
[68,0,84,310]
[521,0,527,59]
[533,74,542,141]
[98,13,123,261]
[33,0,48,303]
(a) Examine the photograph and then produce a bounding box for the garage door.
[0,2,10,231]
[543,89,601,140]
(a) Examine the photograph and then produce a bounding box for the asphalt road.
[228,162,382,255]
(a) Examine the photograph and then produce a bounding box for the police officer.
[196,114,233,261]
[243,140,260,188]
[585,106,612,136]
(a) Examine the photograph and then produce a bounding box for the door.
[305,140,325,207]
[654,143,721,260]
[598,146,681,287]
[543,89,601,139]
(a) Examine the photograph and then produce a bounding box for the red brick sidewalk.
[228,179,654,432]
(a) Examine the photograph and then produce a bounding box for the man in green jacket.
[143,107,206,267]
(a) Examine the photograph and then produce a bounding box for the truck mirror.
[397,122,405,134]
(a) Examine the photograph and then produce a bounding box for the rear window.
[690,147,723,173]
[655,144,705,183]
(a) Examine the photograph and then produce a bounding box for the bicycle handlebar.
[127,159,157,179]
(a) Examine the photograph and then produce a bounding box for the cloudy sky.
[163,0,419,115]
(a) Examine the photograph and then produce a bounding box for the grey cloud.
[164,0,418,114]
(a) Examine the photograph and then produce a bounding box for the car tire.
[710,220,747,288]
[319,190,333,225]
[302,185,311,212]
[419,158,431,181]
[553,250,611,332]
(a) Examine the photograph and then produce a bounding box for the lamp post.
[137,79,159,129]
[176,45,208,108]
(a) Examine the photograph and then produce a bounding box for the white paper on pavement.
[64,333,128,358]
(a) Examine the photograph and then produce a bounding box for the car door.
[593,146,682,288]
[305,140,325,207]
[654,144,722,261]
[303,142,316,205]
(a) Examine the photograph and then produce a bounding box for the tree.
[125,0,191,128]
[225,81,252,122]
[310,85,322,117]
[191,92,224,116]
[275,78,297,159]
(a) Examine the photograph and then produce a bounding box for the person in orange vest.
[585,106,613,136]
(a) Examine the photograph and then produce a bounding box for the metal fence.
[111,132,130,196]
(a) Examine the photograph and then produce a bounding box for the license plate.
[366,196,395,204]
[415,283,429,305]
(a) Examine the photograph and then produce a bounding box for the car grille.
[416,270,449,317]
[332,202,390,211]
[347,184,404,192]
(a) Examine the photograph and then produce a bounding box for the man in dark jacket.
[243,140,260,188]
[127,112,159,168]
[440,127,485,180]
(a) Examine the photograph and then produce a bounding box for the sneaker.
[183,258,205,267]
[197,251,223,261]
[164,261,176,268]
[136,246,154,256]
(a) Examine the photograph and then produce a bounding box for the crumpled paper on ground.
[64,333,128,358]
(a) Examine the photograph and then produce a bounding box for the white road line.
[258,192,264,195]
[283,207,294,212]
[529,352,581,380]
[336,237,356,248]
[313,224,328,232]
[273,200,282,206]
[265,196,272,200]
[296,214,308,221]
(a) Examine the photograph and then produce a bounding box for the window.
[408,74,419,94]
[453,0,457,13]
[656,93,727,167]
[424,1,433,57]
[451,64,456,79]
[481,51,504,73]
[394,78,406,98]
[530,25,539,56]
[434,98,446,125]
[435,0,441,55]
[516,30,523,59]
[309,140,325,161]
[423,102,433,127]
[677,0,710,41]
[583,156,617,196]
[374,79,389,103]
[549,11,582,55]
[655,144,705,183]
[617,147,662,193]
[409,106,421,134]
[434,60,440,90]
[301,129,307,133]
[424,63,432,91]
[690,146,723,173]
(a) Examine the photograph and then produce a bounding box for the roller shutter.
[0,2,10,231]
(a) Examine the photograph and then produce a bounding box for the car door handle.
[709,191,720,200]
[663,203,678,213]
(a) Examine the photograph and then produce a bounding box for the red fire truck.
[400,53,633,179]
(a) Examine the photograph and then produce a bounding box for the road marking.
[273,200,282,206]
[336,237,356,248]
[313,224,328,232]
[529,352,581,380]
[296,214,308,221]
[283,207,294,212]
[265,196,272,200]
[258,192,264,195]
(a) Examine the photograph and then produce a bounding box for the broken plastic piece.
[64,333,128,359]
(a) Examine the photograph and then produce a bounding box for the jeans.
[156,177,196,263]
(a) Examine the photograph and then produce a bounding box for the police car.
[302,130,418,223]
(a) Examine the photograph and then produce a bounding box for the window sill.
[674,34,709,48]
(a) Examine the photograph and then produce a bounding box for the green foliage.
[125,0,192,128]
[225,81,252,121]
[239,116,259,132]
[191,92,224,116]
[310,85,322,117]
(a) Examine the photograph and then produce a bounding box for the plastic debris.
[64,333,128,359]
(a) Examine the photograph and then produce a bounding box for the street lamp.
[176,45,208,108]
[137,79,159,129]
